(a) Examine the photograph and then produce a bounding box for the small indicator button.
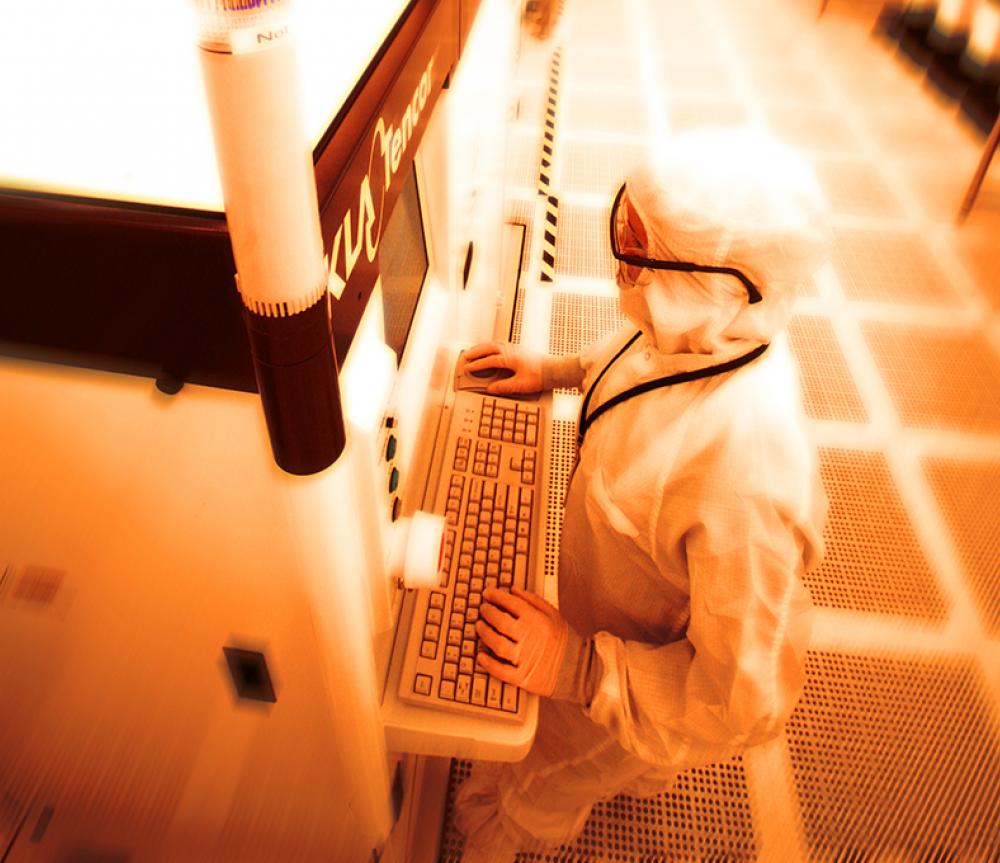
[392,497,402,521]
[385,416,396,428]
[389,467,400,493]
[386,435,397,461]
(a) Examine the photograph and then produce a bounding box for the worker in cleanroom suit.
[454,128,831,860]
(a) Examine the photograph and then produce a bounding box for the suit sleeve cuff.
[540,355,584,390]
[551,628,601,705]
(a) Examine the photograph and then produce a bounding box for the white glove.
[462,342,544,395]
[475,586,569,697]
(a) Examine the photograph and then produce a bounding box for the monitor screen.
[378,167,429,364]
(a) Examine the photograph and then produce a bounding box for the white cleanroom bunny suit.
[457,128,831,857]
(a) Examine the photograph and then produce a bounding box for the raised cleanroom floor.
[439,0,1000,860]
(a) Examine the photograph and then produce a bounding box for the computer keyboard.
[397,391,547,722]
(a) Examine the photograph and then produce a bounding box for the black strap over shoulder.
[576,333,769,449]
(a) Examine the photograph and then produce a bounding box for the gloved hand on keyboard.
[462,342,544,395]
[475,586,569,697]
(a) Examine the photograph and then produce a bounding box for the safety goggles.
[609,183,764,305]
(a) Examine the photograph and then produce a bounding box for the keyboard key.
[450,612,463,629]
[461,639,476,656]
[415,674,432,695]
[456,675,472,703]
[420,640,436,659]
[442,663,458,682]
[514,554,528,588]
[459,656,474,675]
[424,623,440,642]
[487,677,503,709]
[464,623,477,640]
[430,592,445,609]
[427,607,442,625]
[447,629,462,646]
[440,679,456,700]
[453,597,467,614]
[445,645,460,663]
[502,684,519,712]
[472,674,488,706]
[516,537,529,555]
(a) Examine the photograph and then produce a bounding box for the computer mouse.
[468,366,515,381]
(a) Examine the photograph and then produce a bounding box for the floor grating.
[548,293,627,357]
[787,652,1000,863]
[808,448,947,621]
[787,315,869,424]
[831,229,965,307]
[861,323,1000,434]
[921,457,1000,636]
[554,203,615,280]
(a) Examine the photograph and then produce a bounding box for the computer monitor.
[378,166,429,366]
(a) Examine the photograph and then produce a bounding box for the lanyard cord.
[576,333,769,448]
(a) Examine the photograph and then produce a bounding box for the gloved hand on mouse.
[475,585,569,697]
[462,343,544,395]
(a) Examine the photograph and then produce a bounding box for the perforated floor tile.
[746,62,828,103]
[813,159,905,219]
[562,90,649,135]
[561,140,647,196]
[787,316,869,423]
[787,651,1000,862]
[564,53,638,88]
[863,106,975,161]
[544,420,578,590]
[549,293,627,356]
[667,97,749,131]
[659,61,735,99]
[902,163,983,223]
[554,203,616,280]
[437,757,758,863]
[952,224,1000,310]
[861,323,1000,433]
[808,448,947,620]
[765,105,861,153]
[922,457,1000,636]
[831,229,965,306]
